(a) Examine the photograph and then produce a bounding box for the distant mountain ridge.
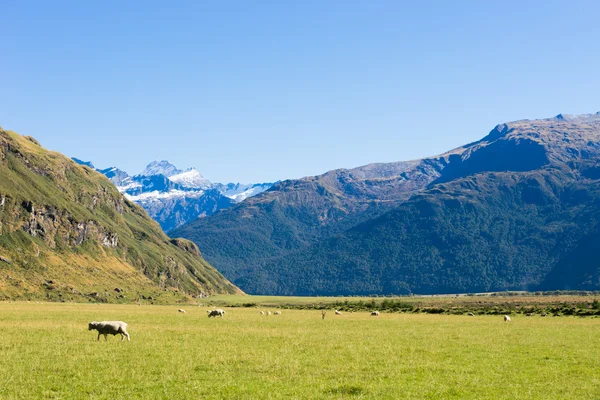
[71,159,274,232]
[172,112,600,295]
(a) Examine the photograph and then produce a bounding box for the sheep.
[504,315,511,322]
[207,309,225,318]
[260,311,265,315]
[371,311,380,316]
[88,321,130,342]
[467,312,475,317]
[267,311,272,316]
[178,309,186,313]
[525,313,533,317]
[335,310,342,315]
[274,311,281,315]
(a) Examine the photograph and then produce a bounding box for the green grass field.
[1,301,599,399]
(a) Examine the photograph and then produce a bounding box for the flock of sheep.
[87,308,514,342]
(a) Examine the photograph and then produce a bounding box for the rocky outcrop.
[0,196,119,249]
[169,238,201,257]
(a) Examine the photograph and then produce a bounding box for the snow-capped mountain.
[169,168,212,189]
[71,158,274,232]
[140,160,182,177]
[216,182,275,202]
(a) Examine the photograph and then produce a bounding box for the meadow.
[0,301,599,399]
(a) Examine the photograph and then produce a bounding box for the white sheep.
[274,311,281,315]
[467,312,475,317]
[178,309,186,313]
[88,321,130,342]
[504,315,511,322]
[267,311,272,316]
[260,311,265,315]
[371,311,380,316]
[207,309,225,318]
[335,310,342,315]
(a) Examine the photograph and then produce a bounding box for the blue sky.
[1,1,599,183]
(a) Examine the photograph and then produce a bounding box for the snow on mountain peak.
[169,167,212,189]
[220,182,274,202]
[140,160,182,177]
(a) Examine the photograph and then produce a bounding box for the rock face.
[169,238,201,257]
[173,112,600,295]
[0,128,242,301]
[16,199,121,248]
[73,160,274,232]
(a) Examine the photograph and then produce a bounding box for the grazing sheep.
[260,311,265,315]
[504,315,511,322]
[321,310,326,320]
[207,309,225,318]
[88,321,130,342]
[467,312,475,317]
[274,311,281,315]
[267,311,272,316]
[335,310,342,315]
[178,309,186,313]
[371,311,380,316]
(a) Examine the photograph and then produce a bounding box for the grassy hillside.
[0,128,241,301]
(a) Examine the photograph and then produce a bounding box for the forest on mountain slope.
[173,114,600,295]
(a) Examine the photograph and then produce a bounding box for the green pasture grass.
[0,301,599,399]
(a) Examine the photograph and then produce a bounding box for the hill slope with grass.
[174,113,600,295]
[0,128,241,301]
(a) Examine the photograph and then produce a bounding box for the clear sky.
[1,1,599,183]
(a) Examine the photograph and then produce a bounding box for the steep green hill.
[174,113,600,295]
[0,128,241,301]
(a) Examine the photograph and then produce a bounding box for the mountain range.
[72,159,273,232]
[0,128,241,301]
[171,112,600,295]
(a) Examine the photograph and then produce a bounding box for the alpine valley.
[71,159,273,232]
[0,128,241,302]
[172,113,600,296]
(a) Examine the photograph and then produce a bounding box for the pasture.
[0,301,599,399]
